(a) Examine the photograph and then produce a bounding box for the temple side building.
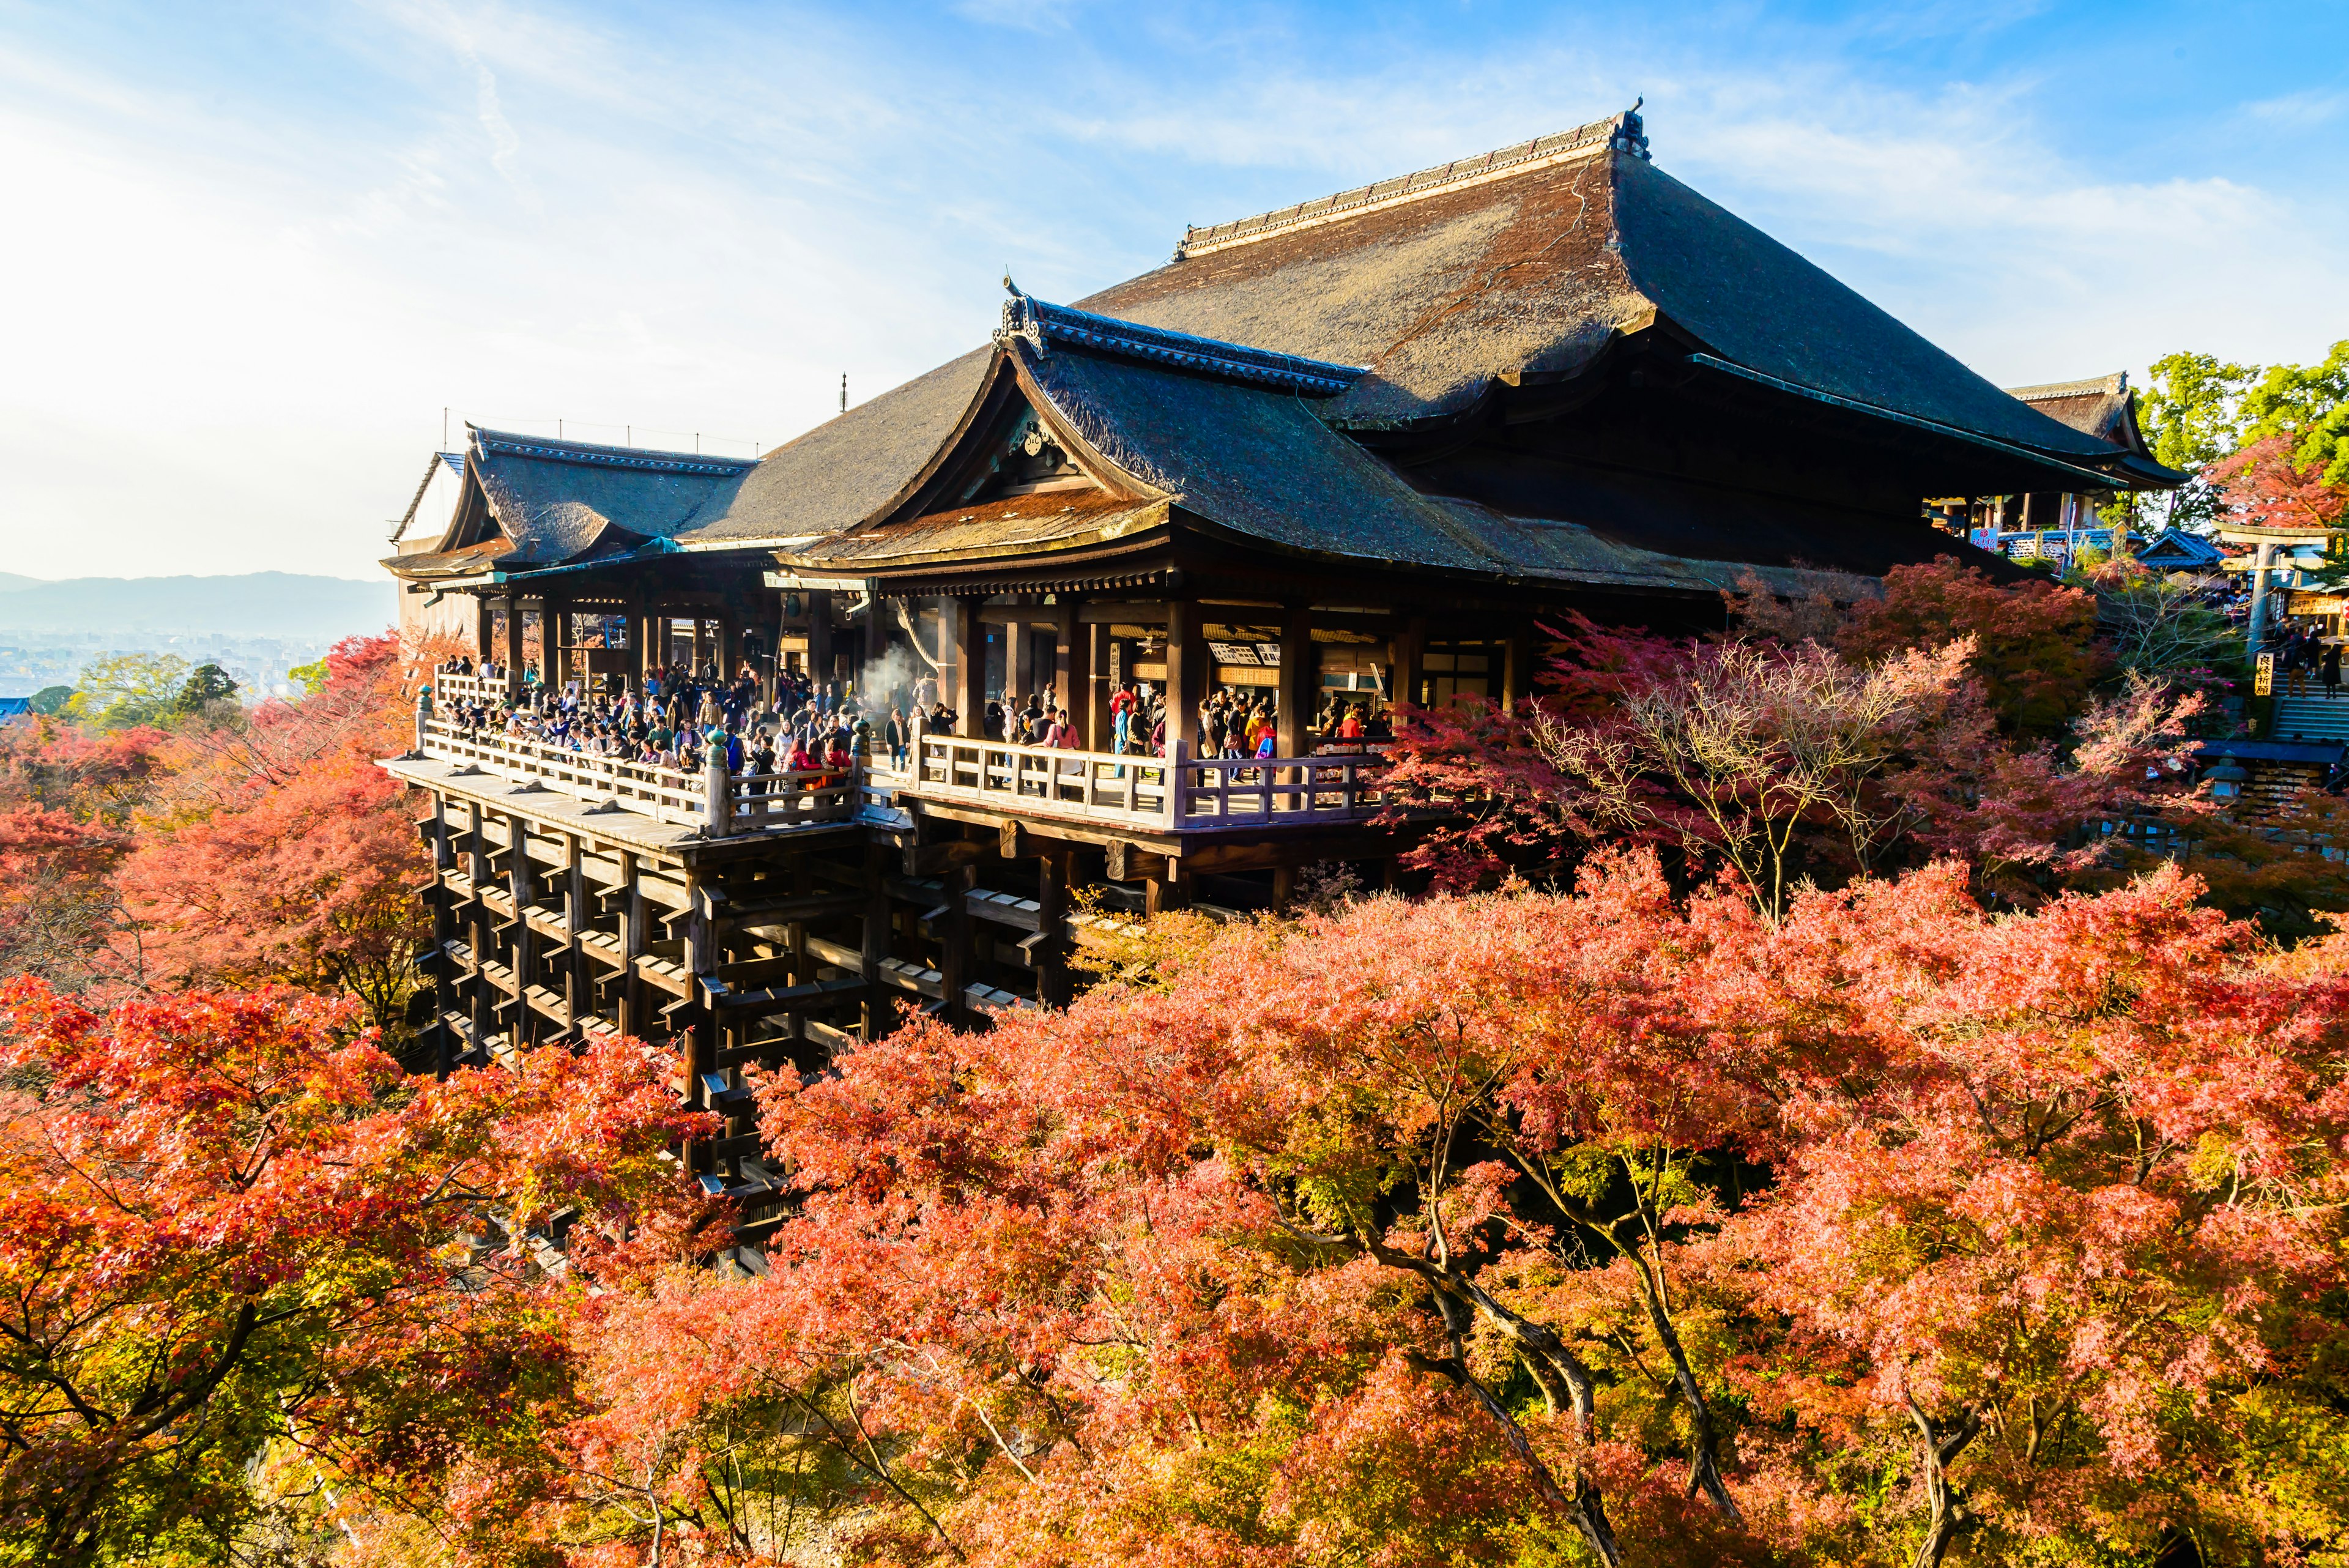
[378,108,2181,1234]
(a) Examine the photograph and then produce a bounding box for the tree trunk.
[1907,1401,1981,1568]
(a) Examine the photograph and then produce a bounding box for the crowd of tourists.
[2271,623,2345,698]
[432,655,877,781]
[431,653,1397,784]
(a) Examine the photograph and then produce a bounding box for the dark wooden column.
[1390,615,1427,715]
[1085,621,1113,750]
[564,833,588,1036]
[680,866,713,1173]
[716,609,739,685]
[856,583,882,688]
[954,598,987,738]
[430,795,454,1077]
[807,591,835,691]
[860,839,898,1040]
[1034,847,1072,1008]
[473,595,495,663]
[940,860,976,1027]
[1165,596,1205,757]
[1056,601,1085,739]
[546,598,569,693]
[1502,626,1532,710]
[466,800,490,1058]
[618,850,645,1038]
[501,593,525,699]
[1277,603,1314,757]
[1002,613,1026,717]
[505,813,535,1049]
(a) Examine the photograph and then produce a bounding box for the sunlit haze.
[2,0,2344,581]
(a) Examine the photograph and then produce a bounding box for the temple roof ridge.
[995,282,1367,395]
[2005,371,2128,402]
[469,425,760,478]
[1172,105,1649,261]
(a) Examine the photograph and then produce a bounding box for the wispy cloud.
[0,0,2342,581]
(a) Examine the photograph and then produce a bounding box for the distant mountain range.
[0,573,395,639]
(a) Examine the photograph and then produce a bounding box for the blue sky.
[1,0,2343,581]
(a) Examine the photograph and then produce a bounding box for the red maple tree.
[0,979,710,1567]
[453,856,2349,1567]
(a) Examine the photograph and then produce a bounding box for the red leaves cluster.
[2207,433,2349,533]
[1379,562,2199,904]
[527,857,2349,1566]
[0,979,708,1566]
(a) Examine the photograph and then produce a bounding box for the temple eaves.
[469,425,760,478]
[995,281,1367,396]
[1171,105,1650,261]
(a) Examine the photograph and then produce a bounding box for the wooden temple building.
[379,107,2178,1228]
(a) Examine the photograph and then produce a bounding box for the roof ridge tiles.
[997,286,1367,395]
[1172,106,1650,260]
[469,425,759,477]
[2005,372,2128,402]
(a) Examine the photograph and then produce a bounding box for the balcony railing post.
[413,686,432,757]
[1165,738,1188,828]
[705,745,730,838]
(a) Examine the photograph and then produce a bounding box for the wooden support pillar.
[545,598,568,693]
[473,596,495,664]
[1056,600,1085,740]
[1272,864,1296,912]
[1165,596,1205,757]
[680,867,714,1172]
[506,814,534,1050]
[565,834,588,1037]
[940,858,976,1027]
[861,839,898,1039]
[1035,847,1072,1008]
[430,796,454,1077]
[1390,615,1426,716]
[1502,626,1532,710]
[1277,602,1313,757]
[1145,864,1190,915]
[501,593,525,699]
[954,598,987,738]
[857,585,882,688]
[808,591,835,690]
[1003,613,1026,715]
[465,799,490,1061]
[618,850,645,1039]
[1085,620,1113,752]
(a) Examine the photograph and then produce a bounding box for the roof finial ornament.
[1611,99,1651,161]
[995,273,1047,358]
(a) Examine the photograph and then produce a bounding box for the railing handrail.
[415,718,1389,837]
[415,717,856,835]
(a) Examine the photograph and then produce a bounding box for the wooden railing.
[1173,747,1387,825]
[910,735,1387,830]
[428,669,508,704]
[417,716,855,834]
[415,704,1388,838]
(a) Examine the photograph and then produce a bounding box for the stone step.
[2268,696,2349,743]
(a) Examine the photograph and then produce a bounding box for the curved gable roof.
[466,429,754,566]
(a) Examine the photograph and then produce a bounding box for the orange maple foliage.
[411,856,2349,1568]
[0,979,712,1567]
[115,633,431,1027]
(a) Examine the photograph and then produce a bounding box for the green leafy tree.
[2140,351,2259,532]
[62,655,189,731]
[285,658,328,696]
[24,687,72,717]
[171,663,238,716]
[2240,338,2349,487]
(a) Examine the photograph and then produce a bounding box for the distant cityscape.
[0,628,338,700]
[0,571,393,699]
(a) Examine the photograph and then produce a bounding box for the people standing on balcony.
[886,708,909,770]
